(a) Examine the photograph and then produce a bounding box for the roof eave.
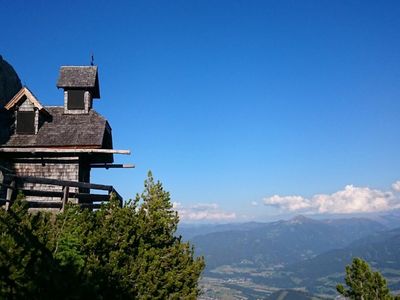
[4,87,50,115]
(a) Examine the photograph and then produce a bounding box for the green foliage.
[336,257,399,300]
[0,172,204,299]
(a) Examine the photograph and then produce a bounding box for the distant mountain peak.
[289,215,315,224]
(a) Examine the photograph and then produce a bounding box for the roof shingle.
[0,107,109,149]
[56,66,100,98]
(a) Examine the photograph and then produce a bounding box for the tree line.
[0,172,204,299]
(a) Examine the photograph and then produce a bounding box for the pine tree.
[133,171,205,299]
[337,257,398,300]
[0,172,205,299]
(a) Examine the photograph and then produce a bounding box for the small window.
[17,111,35,134]
[67,90,85,110]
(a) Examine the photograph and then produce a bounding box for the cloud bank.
[173,202,236,222]
[263,181,400,214]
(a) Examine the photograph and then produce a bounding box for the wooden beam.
[19,189,111,202]
[8,175,114,191]
[18,189,63,198]
[0,199,104,210]
[0,148,131,155]
[5,180,15,211]
[27,201,62,209]
[76,193,110,202]
[90,163,135,169]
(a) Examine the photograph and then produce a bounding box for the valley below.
[179,213,400,299]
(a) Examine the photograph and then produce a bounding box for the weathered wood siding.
[18,98,34,111]
[12,157,82,201]
[0,159,13,198]
[63,90,93,114]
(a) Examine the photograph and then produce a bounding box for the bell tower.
[56,66,100,114]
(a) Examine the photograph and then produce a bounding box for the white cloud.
[191,203,218,210]
[251,201,259,206]
[392,181,400,192]
[264,195,311,211]
[174,202,236,221]
[263,181,400,214]
[172,201,182,209]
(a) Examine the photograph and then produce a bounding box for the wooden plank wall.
[0,160,13,199]
[13,156,80,201]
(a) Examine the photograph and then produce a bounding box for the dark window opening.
[17,111,35,134]
[67,90,85,110]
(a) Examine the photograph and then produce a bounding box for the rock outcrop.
[0,55,22,107]
[0,55,21,148]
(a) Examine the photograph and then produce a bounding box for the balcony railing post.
[61,186,69,213]
[5,180,16,211]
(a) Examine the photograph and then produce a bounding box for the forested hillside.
[192,215,386,270]
[285,227,400,294]
[187,215,400,299]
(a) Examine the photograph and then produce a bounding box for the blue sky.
[1,0,400,222]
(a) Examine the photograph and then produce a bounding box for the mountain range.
[190,215,387,270]
[182,213,400,299]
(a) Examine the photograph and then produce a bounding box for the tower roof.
[56,66,100,98]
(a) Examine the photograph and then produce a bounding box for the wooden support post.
[5,180,15,211]
[61,186,69,213]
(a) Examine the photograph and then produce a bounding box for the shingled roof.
[5,87,49,115]
[0,107,111,149]
[57,66,100,98]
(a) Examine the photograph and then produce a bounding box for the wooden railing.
[0,174,123,211]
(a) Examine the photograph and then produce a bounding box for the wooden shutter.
[17,111,35,134]
[67,90,85,109]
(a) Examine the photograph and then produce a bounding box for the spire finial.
[90,53,95,66]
